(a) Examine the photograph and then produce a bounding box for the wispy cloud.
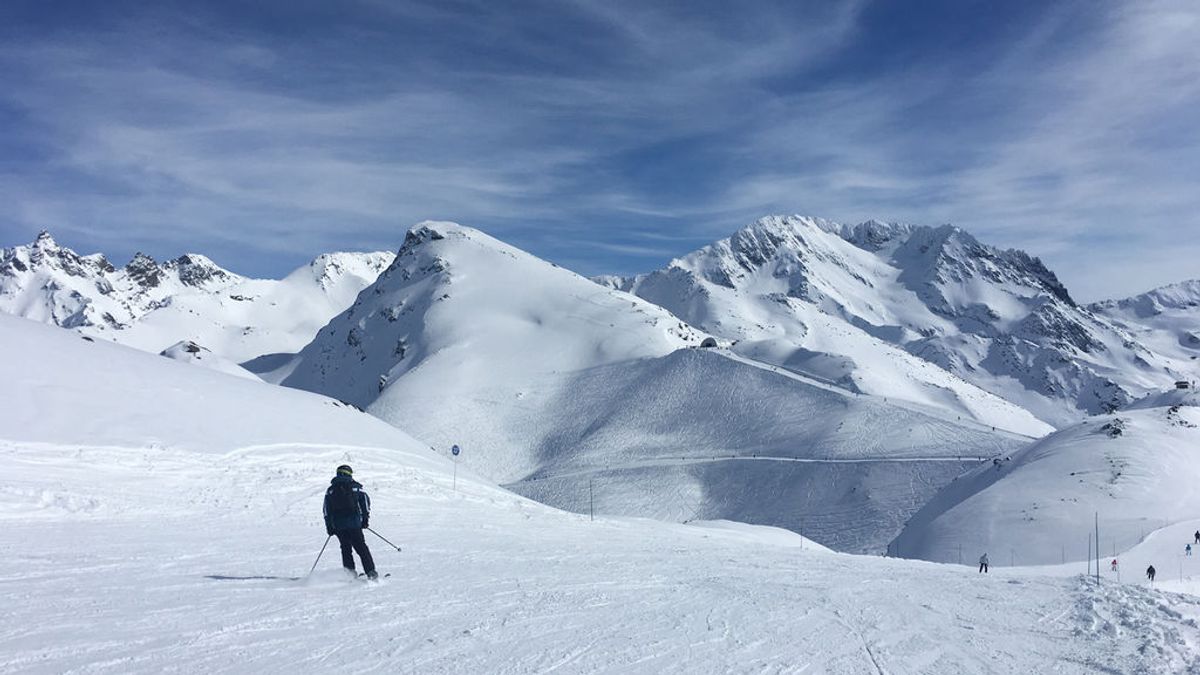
[0,0,1196,298]
[688,1,1200,299]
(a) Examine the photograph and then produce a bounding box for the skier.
[1195,530,1199,545]
[1146,565,1156,582]
[1110,559,1118,573]
[1188,544,1193,557]
[979,553,989,573]
[323,465,377,580]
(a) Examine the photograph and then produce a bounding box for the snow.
[613,216,1059,433]
[159,340,262,381]
[3,313,1200,672]
[0,232,394,364]
[891,394,1200,566]
[611,214,1195,428]
[105,250,397,363]
[283,222,708,480]
[282,223,1034,553]
[0,314,442,459]
[1093,279,1200,385]
[501,347,1034,553]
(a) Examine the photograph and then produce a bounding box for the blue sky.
[1,0,1197,301]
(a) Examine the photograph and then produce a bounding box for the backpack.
[327,481,361,519]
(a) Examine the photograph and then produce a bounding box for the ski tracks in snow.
[4,438,1200,673]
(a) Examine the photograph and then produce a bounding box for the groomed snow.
[891,395,1200,566]
[502,347,1031,553]
[3,315,1200,673]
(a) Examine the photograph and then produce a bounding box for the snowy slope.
[607,215,1190,427]
[283,222,708,480]
[0,231,394,362]
[890,388,1200,566]
[159,340,261,381]
[1093,279,1200,379]
[0,313,445,458]
[282,222,1035,553]
[3,313,1199,673]
[504,347,1030,552]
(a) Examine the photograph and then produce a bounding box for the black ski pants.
[335,528,376,574]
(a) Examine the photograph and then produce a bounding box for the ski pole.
[308,535,332,577]
[367,527,402,552]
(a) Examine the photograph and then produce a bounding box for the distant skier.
[1195,530,1199,545]
[323,465,377,580]
[1188,544,1193,557]
[1146,565,1156,582]
[1110,559,1118,573]
[979,553,989,573]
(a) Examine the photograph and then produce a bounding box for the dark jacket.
[323,475,371,533]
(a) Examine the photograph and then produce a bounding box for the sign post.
[451,444,460,492]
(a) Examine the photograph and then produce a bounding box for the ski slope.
[891,389,1200,565]
[2,314,1199,673]
[503,347,1029,553]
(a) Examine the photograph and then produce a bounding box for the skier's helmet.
[336,464,353,476]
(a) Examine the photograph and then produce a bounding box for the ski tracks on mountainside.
[4,438,1200,673]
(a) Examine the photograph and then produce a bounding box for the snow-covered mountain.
[7,220,1196,554]
[0,231,394,362]
[282,221,710,478]
[890,387,1200,565]
[603,215,1194,427]
[1092,279,1200,376]
[281,221,1037,552]
[6,312,1199,673]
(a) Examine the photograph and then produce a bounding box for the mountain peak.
[284,220,706,412]
[743,214,833,237]
[125,253,162,288]
[33,230,58,250]
[838,219,915,251]
[170,253,217,267]
[395,221,526,268]
[300,250,397,292]
[724,215,821,264]
[399,224,449,255]
[165,253,234,287]
[398,221,501,254]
